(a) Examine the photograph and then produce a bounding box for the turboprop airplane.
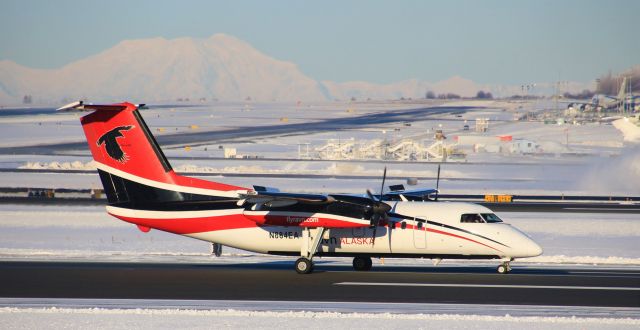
[58,101,542,274]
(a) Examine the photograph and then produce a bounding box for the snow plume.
[579,147,640,195]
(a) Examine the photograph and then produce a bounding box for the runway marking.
[569,271,640,275]
[562,207,640,211]
[335,282,640,291]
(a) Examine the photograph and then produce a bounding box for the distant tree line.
[424,90,493,100]
[424,91,461,99]
[475,90,493,99]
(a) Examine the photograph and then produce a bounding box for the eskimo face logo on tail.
[97,125,135,163]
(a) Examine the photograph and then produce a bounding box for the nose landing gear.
[497,261,512,274]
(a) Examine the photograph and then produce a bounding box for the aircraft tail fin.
[70,101,247,206]
[618,77,628,100]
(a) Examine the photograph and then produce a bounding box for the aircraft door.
[413,218,427,249]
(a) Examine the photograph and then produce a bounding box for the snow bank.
[19,161,97,171]
[520,255,640,265]
[0,307,638,330]
[613,117,640,143]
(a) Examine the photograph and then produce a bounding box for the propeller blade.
[370,213,379,228]
[366,189,376,202]
[379,167,387,201]
[371,225,378,245]
[435,164,441,201]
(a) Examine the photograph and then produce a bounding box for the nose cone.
[506,226,543,258]
[526,239,543,257]
[517,237,543,258]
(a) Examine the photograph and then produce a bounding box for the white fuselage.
[178,201,543,260]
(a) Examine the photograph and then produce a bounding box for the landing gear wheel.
[353,256,373,271]
[497,262,511,274]
[295,257,314,274]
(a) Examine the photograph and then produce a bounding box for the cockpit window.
[460,213,484,223]
[481,213,503,223]
[461,213,504,223]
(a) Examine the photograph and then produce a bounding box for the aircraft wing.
[240,190,335,207]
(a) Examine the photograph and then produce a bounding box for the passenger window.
[401,222,407,229]
[461,214,484,223]
[481,213,503,223]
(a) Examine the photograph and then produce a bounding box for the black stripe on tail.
[97,169,239,211]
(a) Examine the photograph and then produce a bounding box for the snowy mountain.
[0,33,534,104]
[0,34,332,104]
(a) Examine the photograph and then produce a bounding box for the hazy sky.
[1,0,638,85]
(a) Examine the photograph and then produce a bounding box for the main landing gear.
[295,257,314,274]
[497,261,512,274]
[295,227,326,274]
[352,256,373,271]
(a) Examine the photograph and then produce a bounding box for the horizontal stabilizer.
[57,101,144,112]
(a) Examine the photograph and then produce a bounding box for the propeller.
[434,164,441,201]
[367,167,392,243]
[379,166,387,203]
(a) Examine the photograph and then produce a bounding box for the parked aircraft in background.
[567,77,639,113]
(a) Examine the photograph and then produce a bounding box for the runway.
[0,106,466,155]
[1,261,638,308]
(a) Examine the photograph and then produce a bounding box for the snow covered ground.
[4,150,640,196]
[1,305,638,330]
[1,100,638,196]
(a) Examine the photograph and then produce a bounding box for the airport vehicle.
[59,101,543,274]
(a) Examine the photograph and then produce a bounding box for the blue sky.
[1,0,638,85]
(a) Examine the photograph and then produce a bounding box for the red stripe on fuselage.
[244,213,369,228]
[108,212,257,234]
[389,222,502,252]
[427,227,503,253]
